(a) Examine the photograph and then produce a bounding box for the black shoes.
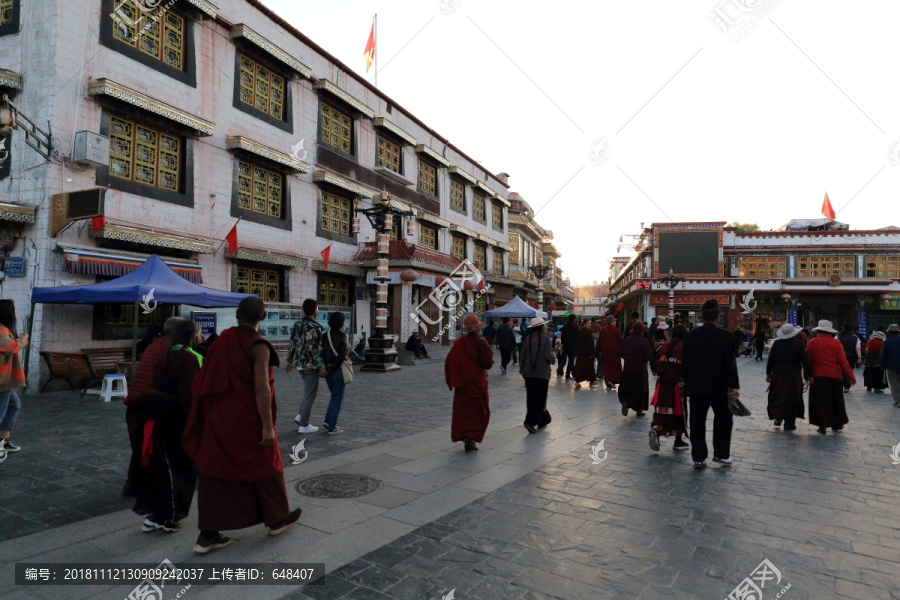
[524,423,537,434]
[774,419,782,427]
[193,532,233,554]
[673,438,690,451]
[269,508,302,536]
[620,401,628,417]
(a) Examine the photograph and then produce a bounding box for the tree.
[728,222,761,232]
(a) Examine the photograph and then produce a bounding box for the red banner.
[650,293,730,306]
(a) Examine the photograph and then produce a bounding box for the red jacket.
[806,335,856,383]
[125,336,170,405]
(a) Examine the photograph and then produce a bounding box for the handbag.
[327,331,353,385]
[728,396,751,417]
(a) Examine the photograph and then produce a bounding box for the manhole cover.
[295,474,383,499]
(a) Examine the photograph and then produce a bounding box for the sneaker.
[322,423,330,432]
[142,517,180,533]
[673,439,690,451]
[297,425,319,434]
[2,439,20,452]
[712,457,733,466]
[524,423,537,434]
[693,461,707,469]
[327,427,344,435]
[193,532,233,554]
[500,365,507,374]
[648,430,660,452]
[293,414,303,426]
[268,508,302,536]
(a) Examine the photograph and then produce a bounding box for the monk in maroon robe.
[598,315,624,390]
[183,297,301,554]
[445,314,494,452]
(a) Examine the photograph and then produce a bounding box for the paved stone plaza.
[1,353,898,600]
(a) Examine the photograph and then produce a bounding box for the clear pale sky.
[261,0,898,285]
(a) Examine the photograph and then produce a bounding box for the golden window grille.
[318,277,350,306]
[474,245,486,269]
[0,0,12,25]
[493,251,503,275]
[320,102,352,153]
[419,224,437,249]
[508,233,519,264]
[473,193,485,220]
[236,266,282,302]
[377,137,401,173]
[451,236,466,261]
[237,160,283,218]
[450,180,467,212]
[111,1,185,70]
[390,218,402,241]
[320,190,352,236]
[419,160,437,196]
[866,255,900,279]
[473,295,486,314]
[492,203,502,229]
[796,256,855,278]
[738,256,786,278]
[109,116,180,191]
[239,55,285,120]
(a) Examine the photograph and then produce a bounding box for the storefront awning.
[60,246,203,283]
[92,223,215,254]
[0,202,36,223]
[227,247,308,268]
[88,79,215,137]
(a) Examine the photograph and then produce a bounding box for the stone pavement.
[1,352,899,600]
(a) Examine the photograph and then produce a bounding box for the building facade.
[0,0,582,383]
[574,281,609,317]
[608,222,900,335]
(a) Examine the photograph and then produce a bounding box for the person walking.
[0,299,27,454]
[806,320,855,434]
[862,329,887,393]
[618,322,653,415]
[129,318,201,533]
[519,316,555,433]
[495,317,516,374]
[647,317,659,344]
[681,299,740,469]
[284,298,326,434]
[183,297,301,554]
[752,325,767,362]
[838,322,862,392]
[598,315,623,390]
[573,320,598,389]
[561,314,580,379]
[321,312,349,435]
[649,325,689,452]
[445,314,494,452]
[512,319,522,364]
[554,338,567,377]
[732,327,744,358]
[881,324,900,407]
[766,324,812,431]
[482,319,497,347]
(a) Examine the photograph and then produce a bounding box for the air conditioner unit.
[73,131,110,167]
[50,187,106,236]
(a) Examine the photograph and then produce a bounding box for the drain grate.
[295,474,384,499]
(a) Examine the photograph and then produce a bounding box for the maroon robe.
[573,327,597,383]
[598,325,624,385]
[445,332,493,443]
[183,325,289,530]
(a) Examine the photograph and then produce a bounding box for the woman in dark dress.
[863,331,887,393]
[649,325,689,451]
[519,317,556,433]
[619,322,654,417]
[573,321,598,388]
[766,324,812,431]
[129,318,201,532]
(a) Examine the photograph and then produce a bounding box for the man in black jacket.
[482,319,497,347]
[681,299,740,469]
[560,314,580,379]
[496,317,516,374]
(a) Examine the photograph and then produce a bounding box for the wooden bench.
[40,348,132,395]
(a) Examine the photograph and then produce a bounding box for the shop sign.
[881,293,900,311]
[650,293,730,306]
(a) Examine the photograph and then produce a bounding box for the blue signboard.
[192,311,218,336]
[857,310,868,339]
[787,309,798,326]
[4,257,24,277]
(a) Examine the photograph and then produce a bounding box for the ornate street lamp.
[528,264,551,312]
[357,192,413,373]
[658,267,683,323]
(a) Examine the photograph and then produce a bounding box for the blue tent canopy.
[484,296,547,319]
[32,255,253,307]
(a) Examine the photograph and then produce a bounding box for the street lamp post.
[658,267,683,324]
[529,264,551,313]
[356,192,413,373]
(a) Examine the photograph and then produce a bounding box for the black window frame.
[317,99,357,161]
[417,158,440,201]
[0,0,20,36]
[315,185,357,246]
[230,155,293,231]
[232,50,293,134]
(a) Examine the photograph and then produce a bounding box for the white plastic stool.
[99,374,128,403]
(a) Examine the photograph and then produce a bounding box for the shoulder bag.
[327,331,354,385]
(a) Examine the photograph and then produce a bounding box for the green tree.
[728,222,761,232]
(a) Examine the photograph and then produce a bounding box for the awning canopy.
[32,255,252,307]
[485,296,547,319]
[62,247,203,283]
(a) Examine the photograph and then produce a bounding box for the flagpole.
[374,13,378,88]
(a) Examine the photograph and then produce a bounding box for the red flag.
[91,215,105,230]
[363,20,376,71]
[225,222,239,253]
[321,244,332,269]
[552,303,558,310]
[822,192,836,220]
[615,302,624,314]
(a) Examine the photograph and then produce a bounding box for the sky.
[260,0,899,286]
